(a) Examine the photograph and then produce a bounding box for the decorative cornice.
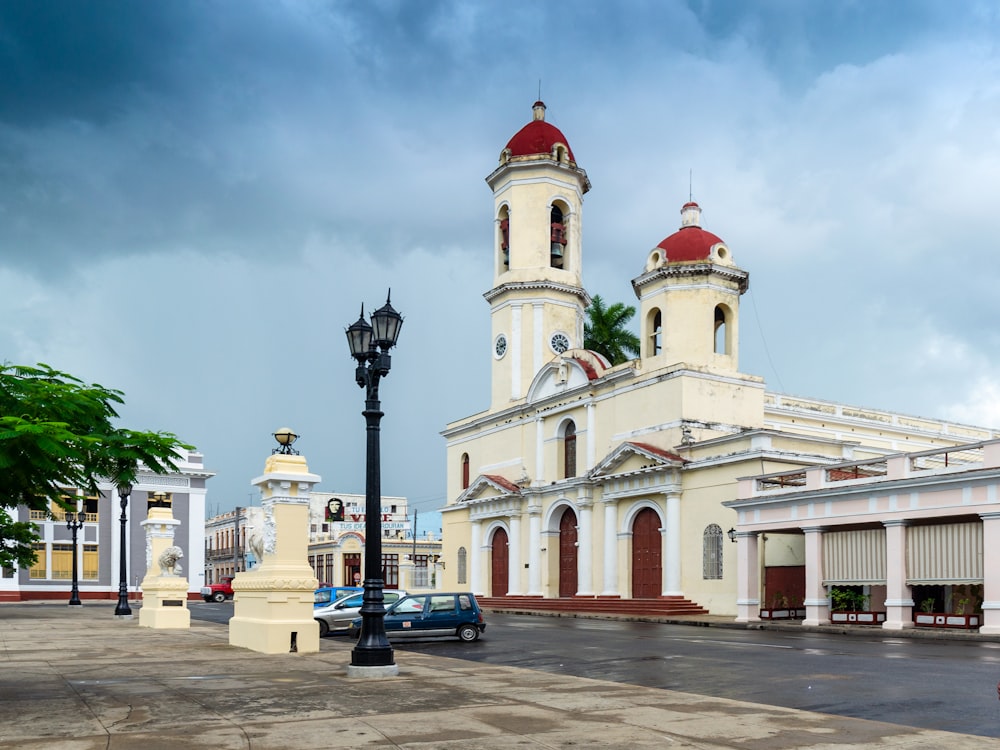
[484,279,591,305]
[631,262,749,293]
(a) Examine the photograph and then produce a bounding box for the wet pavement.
[0,601,989,748]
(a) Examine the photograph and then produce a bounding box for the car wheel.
[318,620,329,637]
[212,591,226,603]
[457,623,480,642]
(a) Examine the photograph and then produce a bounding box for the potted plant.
[914,595,981,629]
[759,591,793,620]
[829,587,886,624]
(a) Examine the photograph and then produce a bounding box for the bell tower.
[632,201,749,372]
[484,101,591,409]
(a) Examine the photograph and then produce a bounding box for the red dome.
[504,101,576,162]
[656,202,724,261]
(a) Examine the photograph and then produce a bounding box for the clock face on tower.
[550,332,570,354]
[494,334,508,359]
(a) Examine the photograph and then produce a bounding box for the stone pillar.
[600,499,619,596]
[980,512,1000,635]
[734,531,761,622]
[399,559,415,591]
[802,526,829,626]
[470,520,483,596]
[228,452,321,654]
[527,508,542,595]
[882,520,913,631]
[138,506,190,629]
[663,492,682,596]
[576,497,594,596]
[507,512,523,595]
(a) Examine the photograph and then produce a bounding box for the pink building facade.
[726,440,1000,634]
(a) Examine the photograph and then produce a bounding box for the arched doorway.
[558,508,578,597]
[632,507,662,598]
[491,528,509,596]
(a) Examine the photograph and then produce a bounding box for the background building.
[439,102,999,615]
[204,490,442,590]
[1,449,213,601]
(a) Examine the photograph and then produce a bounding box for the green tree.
[0,363,191,569]
[584,295,640,365]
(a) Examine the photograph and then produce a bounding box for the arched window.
[647,309,662,356]
[563,420,577,479]
[714,305,730,355]
[703,524,723,579]
[550,204,567,269]
[457,546,468,584]
[498,206,511,270]
[461,453,470,489]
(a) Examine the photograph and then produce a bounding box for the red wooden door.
[491,528,509,596]
[558,508,578,597]
[631,508,662,598]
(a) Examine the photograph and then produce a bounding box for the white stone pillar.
[980,512,1000,634]
[601,499,619,596]
[527,509,542,595]
[802,526,829,626]
[577,499,594,596]
[663,492,682,596]
[734,531,761,622]
[535,417,545,485]
[882,520,913,631]
[138,506,189,629]
[229,451,321,655]
[470,520,484,596]
[508,513,523,595]
[586,402,596,471]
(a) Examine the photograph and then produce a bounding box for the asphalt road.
[190,602,1000,738]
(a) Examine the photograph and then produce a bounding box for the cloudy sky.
[4,1,1000,528]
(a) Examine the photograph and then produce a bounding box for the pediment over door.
[590,441,685,499]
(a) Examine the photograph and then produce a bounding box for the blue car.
[314,586,362,607]
[349,592,486,642]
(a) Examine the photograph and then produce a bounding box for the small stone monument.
[138,501,191,629]
[228,429,321,654]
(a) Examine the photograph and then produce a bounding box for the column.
[470,520,483,596]
[577,498,594,595]
[507,513,523,595]
[585,402,596,471]
[801,526,828,626]
[663,492,682,596]
[882,520,913,631]
[510,304,522,400]
[734,531,761,622]
[535,417,545,485]
[600,499,619,596]
[980,512,1000,635]
[527,509,542,595]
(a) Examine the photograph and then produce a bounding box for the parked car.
[314,589,406,637]
[313,586,362,607]
[348,592,486,642]
[200,576,235,603]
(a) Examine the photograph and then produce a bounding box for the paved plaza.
[0,602,987,749]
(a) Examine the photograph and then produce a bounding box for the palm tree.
[584,295,640,365]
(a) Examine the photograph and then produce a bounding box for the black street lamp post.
[114,482,133,618]
[345,292,403,669]
[66,510,86,606]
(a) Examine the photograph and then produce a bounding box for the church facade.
[438,102,997,615]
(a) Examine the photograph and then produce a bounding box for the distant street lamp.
[345,292,403,669]
[65,510,86,606]
[114,482,133,618]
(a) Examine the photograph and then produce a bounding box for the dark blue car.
[349,592,486,642]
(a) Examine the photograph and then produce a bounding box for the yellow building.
[439,101,999,615]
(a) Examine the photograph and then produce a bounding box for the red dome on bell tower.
[503,101,577,163]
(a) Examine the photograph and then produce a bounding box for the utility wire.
[747,287,786,393]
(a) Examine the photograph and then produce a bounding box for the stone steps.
[477,595,709,616]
